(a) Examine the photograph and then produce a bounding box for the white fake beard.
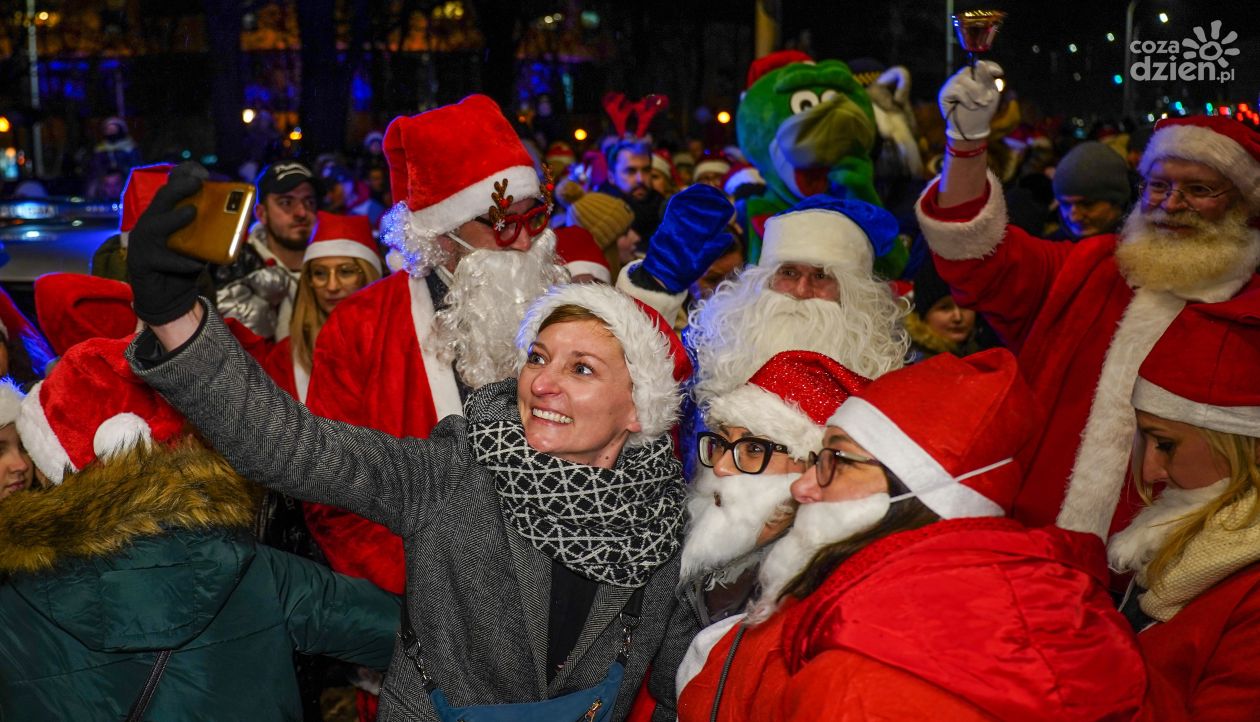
[1115,204,1260,301]
[1107,478,1230,577]
[429,231,569,389]
[687,265,907,402]
[679,469,798,584]
[746,493,891,624]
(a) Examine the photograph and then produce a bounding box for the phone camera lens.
[226,191,243,213]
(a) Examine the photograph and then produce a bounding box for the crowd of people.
[0,52,1258,722]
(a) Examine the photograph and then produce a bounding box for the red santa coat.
[303,269,462,595]
[787,517,1144,721]
[261,336,302,401]
[917,180,1260,533]
[1138,564,1260,722]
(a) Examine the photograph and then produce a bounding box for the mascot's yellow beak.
[770,96,876,198]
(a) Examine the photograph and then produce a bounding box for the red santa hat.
[706,351,870,460]
[0,286,55,376]
[0,378,23,429]
[650,149,676,181]
[545,141,577,169]
[747,50,814,89]
[1138,116,1260,205]
[693,154,732,181]
[120,163,175,235]
[383,95,541,243]
[34,273,138,356]
[17,337,186,485]
[516,284,690,447]
[828,349,1039,519]
[303,211,382,274]
[553,226,611,283]
[1132,292,1260,435]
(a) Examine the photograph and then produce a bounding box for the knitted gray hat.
[1052,141,1132,207]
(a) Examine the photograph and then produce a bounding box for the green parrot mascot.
[737,50,897,271]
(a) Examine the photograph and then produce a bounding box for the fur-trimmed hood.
[0,441,260,575]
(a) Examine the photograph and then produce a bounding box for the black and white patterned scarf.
[466,381,687,588]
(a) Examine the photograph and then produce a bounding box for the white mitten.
[938,60,1004,141]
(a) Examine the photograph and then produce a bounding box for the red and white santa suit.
[262,212,382,404]
[302,96,544,598]
[1099,298,1260,722]
[679,350,1147,722]
[916,115,1260,534]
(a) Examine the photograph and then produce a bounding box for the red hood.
[783,517,1145,721]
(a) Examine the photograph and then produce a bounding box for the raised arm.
[123,162,458,538]
[935,61,1003,208]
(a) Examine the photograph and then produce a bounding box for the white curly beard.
[428,231,569,389]
[746,493,890,624]
[679,468,797,584]
[687,265,908,403]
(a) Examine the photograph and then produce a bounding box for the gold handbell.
[953,10,1006,54]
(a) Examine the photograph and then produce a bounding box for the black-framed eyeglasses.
[1138,179,1234,209]
[697,431,790,475]
[807,447,882,488]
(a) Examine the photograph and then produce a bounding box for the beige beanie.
[565,191,635,251]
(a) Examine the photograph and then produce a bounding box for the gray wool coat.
[128,305,697,722]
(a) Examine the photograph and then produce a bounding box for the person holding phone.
[119,160,700,721]
[213,160,322,342]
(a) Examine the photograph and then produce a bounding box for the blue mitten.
[640,184,736,294]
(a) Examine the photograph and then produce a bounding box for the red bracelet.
[946,143,988,158]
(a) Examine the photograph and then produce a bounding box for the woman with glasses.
[679,350,1146,722]
[263,212,382,403]
[674,352,867,701]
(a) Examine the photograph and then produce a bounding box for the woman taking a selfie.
[120,164,697,722]
[263,211,382,402]
[1106,298,1260,721]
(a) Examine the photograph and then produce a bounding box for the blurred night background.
[0,0,1256,191]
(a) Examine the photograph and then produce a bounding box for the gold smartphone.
[166,181,256,265]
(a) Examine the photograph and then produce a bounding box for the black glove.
[126,162,210,325]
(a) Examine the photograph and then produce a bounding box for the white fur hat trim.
[760,208,873,273]
[0,377,24,428]
[516,283,681,448]
[93,412,154,460]
[705,384,824,460]
[16,381,72,485]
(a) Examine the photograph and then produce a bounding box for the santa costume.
[263,212,382,402]
[675,350,868,696]
[679,350,1147,722]
[916,115,1260,533]
[1096,298,1260,722]
[303,95,547,601]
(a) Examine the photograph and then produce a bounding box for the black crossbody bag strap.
[125,649,173,722]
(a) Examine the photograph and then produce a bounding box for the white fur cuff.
[616,261,687,327]
[915,170,1009,261]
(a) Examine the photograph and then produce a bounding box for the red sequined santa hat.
[828,349,1040,519]
[1139,115,1260,207]
[17,337,185,485]
[382,95,547,271]
[120,164,175,236]
[34,273,138,357]
[1132,291,1260,436]
[553,226,611,284]
[706,351,870,460]
[303,211,382,275]
[516,284,691,447]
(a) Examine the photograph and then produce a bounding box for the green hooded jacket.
[0,443,400,721]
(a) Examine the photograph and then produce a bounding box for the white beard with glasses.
[679,468,798,585]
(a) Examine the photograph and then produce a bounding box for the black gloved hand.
[126,162,210,325]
